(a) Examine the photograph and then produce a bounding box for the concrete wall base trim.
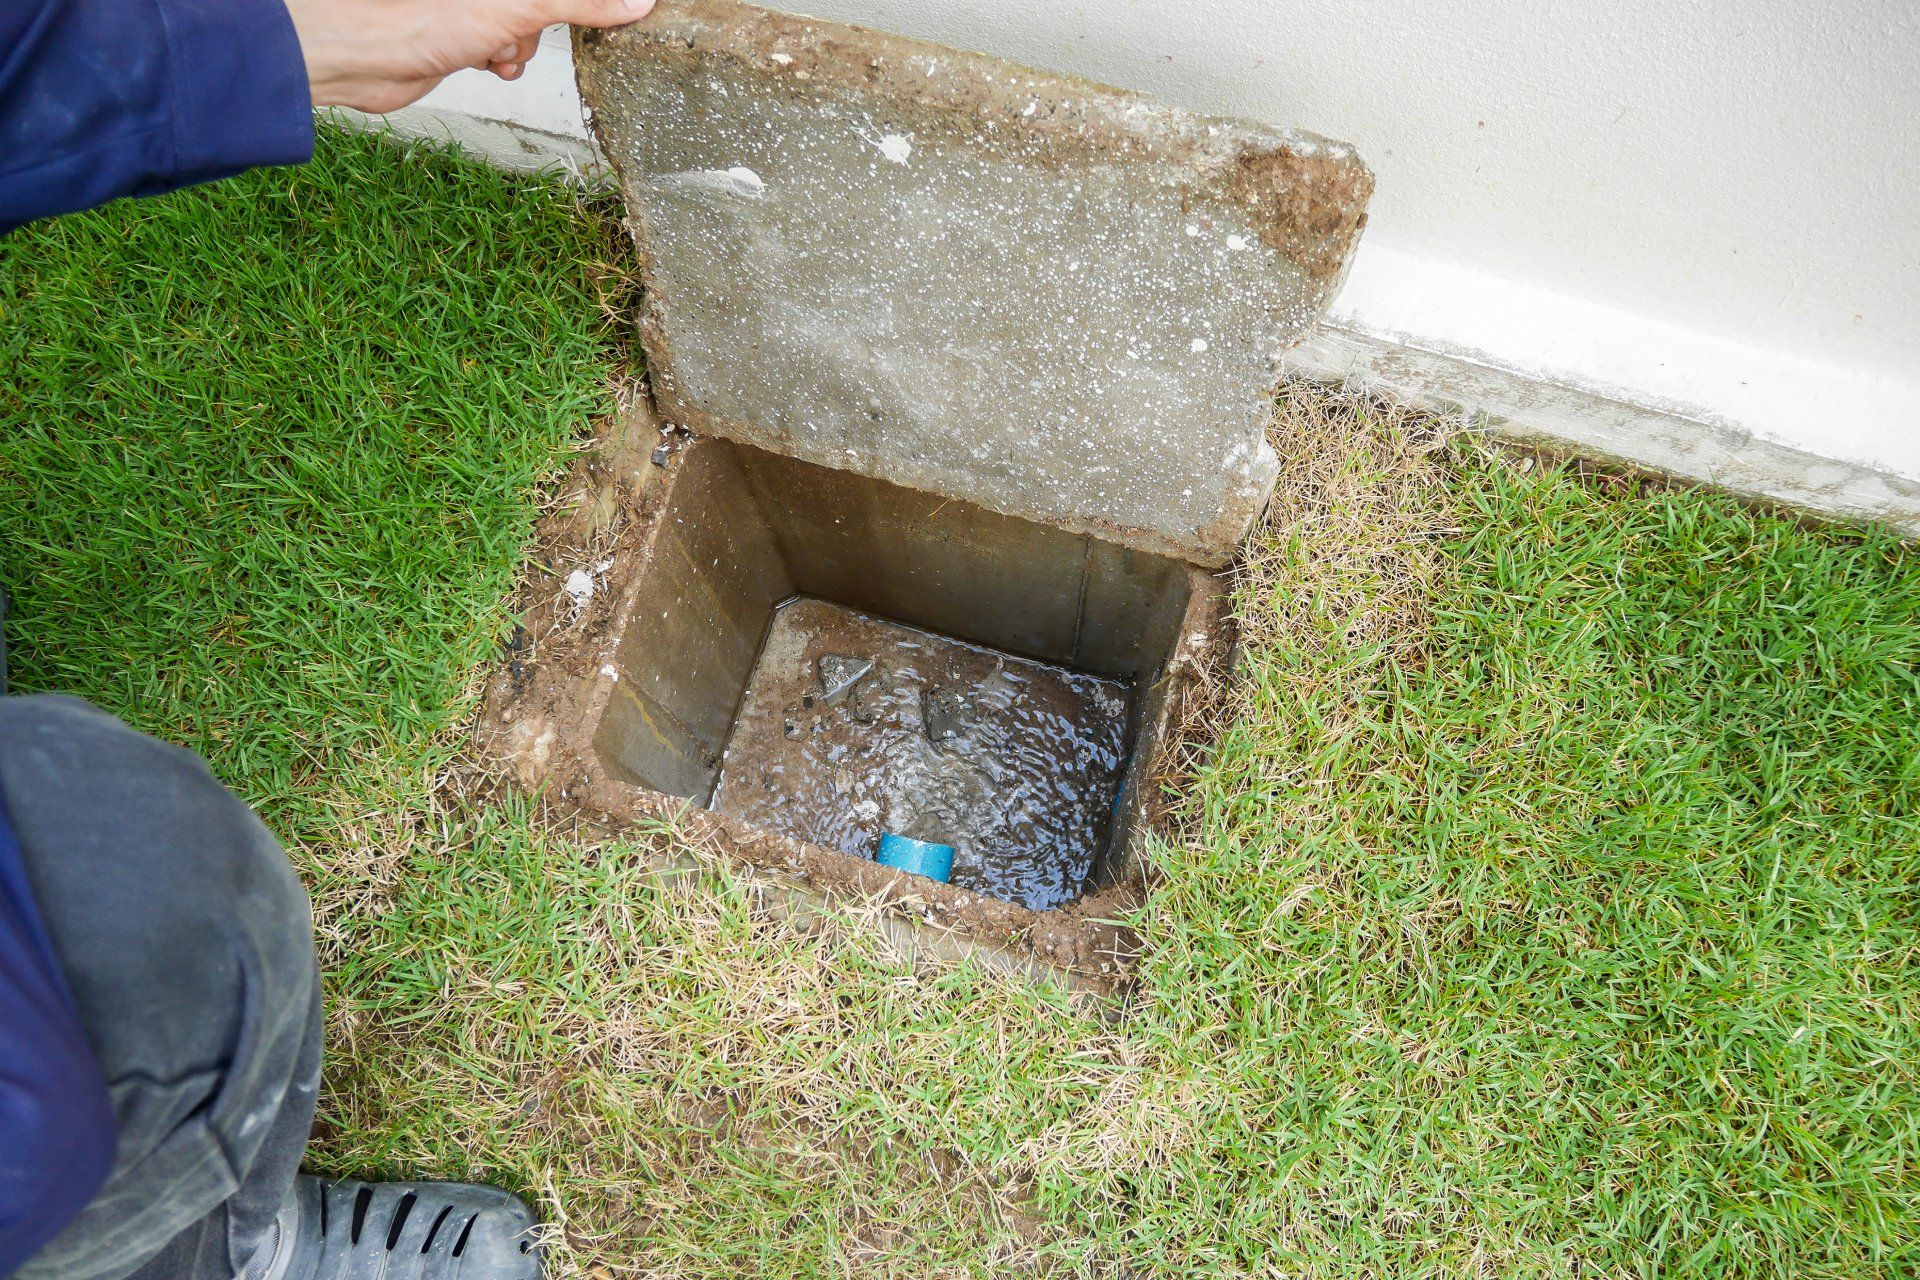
[334,100,1920,542]
[334,104,604,179]
[1290,326,1920,539]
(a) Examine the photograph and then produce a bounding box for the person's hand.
[284,0,656,114]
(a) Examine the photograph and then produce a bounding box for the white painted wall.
[383,2,1920,495]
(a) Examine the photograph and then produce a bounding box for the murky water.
[709,598,1133,911]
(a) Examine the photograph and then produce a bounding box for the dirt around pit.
[476,393,1235,998]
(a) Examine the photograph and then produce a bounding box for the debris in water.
[921,686,973,748]
[817,653,874,703]
[709,601,1134,912]
[845,683,879,726]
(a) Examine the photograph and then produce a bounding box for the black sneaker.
[239,1175,542,1280]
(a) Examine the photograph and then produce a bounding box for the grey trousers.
[0,695,320,1280]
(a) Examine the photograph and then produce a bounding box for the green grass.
[0,126,624,825]
[3,129,1917,1278]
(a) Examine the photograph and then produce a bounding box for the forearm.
[0,0,314,232]
[0,0,655,231]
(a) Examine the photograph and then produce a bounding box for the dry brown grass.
[1158,383,1459,833]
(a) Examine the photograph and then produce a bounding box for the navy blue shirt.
[1,0,315,232]
[2,0,315,1265]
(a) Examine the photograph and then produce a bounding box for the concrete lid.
[576,0,1371,565]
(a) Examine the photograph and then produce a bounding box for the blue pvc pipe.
[875,833,955,884]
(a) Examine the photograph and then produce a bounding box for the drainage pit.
[488,0,1371,991]
[592,434,1206,916]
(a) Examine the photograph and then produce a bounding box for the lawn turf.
[3,129,1916,1278]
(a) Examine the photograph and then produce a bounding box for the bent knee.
[0,694,301,907]
[0,694,314,1052]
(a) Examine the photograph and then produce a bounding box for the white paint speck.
[600,664,620,682]
[1191,338,1210,353]
[1186,224,1201,237]
[873,132,914,164]
[770,52,793,65]
[1227,234,1253,251]
[658,167,766,199]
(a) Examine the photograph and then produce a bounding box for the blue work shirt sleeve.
[0,0,316,233]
